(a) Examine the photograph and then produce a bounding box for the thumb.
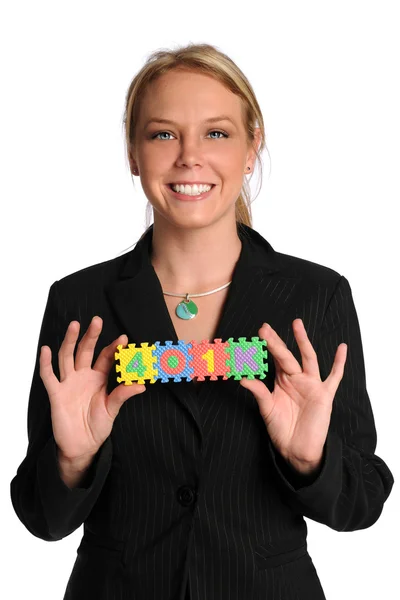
[107,382,146,420]
[240,377,273,421]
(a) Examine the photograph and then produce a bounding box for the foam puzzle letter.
[115,337,268,384]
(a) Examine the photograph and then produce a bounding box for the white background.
[2,1,398,598]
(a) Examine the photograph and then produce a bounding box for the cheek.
[217,153,246,177]
[140,145,170,170]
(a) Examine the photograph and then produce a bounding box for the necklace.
[163,281,232,320]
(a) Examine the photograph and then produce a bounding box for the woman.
[10,43,394,600]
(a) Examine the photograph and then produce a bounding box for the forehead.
[139,70,243,122]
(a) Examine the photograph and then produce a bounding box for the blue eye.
[152,132,172,140]
[208,130,228,139]
[152,130,229,140]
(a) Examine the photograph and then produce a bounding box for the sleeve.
[267,275,395,531]
[10,281,113,542]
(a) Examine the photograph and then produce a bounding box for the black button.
[177,485,197,507]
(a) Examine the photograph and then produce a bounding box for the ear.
[252,127,262,155]
[247,127,262,166]
[128,146,137,174]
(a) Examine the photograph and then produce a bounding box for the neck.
[150,218,242,293]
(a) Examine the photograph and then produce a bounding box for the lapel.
[106,223,302,440]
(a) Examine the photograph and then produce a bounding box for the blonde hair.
[122,42,269,242]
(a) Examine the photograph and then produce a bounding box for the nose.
[175,134,205,169]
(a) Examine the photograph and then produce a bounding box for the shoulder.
[54,251,132,294]
[247,225,343,287]
[275,250,342,286]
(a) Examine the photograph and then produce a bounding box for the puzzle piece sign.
[115,337,268,385]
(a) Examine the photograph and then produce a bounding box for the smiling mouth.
[167,183,216,198]
[168,183,215,190]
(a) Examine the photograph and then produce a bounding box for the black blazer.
[10,223,394,600]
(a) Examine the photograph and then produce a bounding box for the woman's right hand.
[39,316,146,462]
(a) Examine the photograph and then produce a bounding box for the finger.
[74,316,103,370]
[58,321,80,381]
[240,376,274,424]
[324,343,348,393]
[259,322,302,375]
[93,334,129,375]
[291,319,320,377]
[106,381,146,421]
[39,345,60,398]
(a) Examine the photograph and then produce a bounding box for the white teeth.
[171,183,212,195]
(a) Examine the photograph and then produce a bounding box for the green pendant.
[176,299,198,320]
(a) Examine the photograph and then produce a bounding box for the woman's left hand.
[240,319,348,475]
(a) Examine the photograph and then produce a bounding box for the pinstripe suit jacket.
[10,223,394,600]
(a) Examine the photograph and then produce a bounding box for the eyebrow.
[144,115,236,128]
